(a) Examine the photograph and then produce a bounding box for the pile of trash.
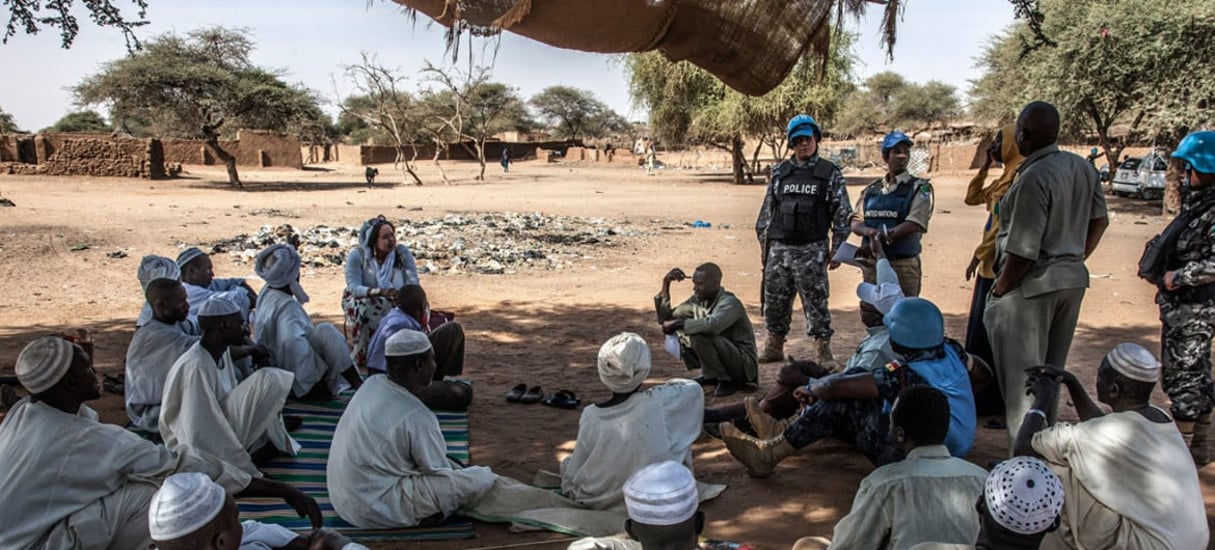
[205,212,653,275]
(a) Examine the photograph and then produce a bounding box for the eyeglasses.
[791,136,814,146]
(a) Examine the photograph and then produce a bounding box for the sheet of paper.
[833,242,863,267]
[664,334,681,359]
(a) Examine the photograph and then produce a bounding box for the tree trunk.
[431,140,451,185]
[1164,156,1184,216]
[475,140,487,181]
[731,134,749,185]
[394,145,423,186]
[204,136,242,187]
[751,140,764,174]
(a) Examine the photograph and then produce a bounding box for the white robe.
[159,343,299,480]
[254,288,351,397]
[327,376,497,528]
[0,399,248,549]
[560,380,704,510]
[184,277,252,321]
[125,318,201,431]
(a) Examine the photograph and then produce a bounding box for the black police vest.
[766,159,836,244]
[861,178,922,259]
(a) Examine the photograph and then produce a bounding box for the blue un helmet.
[786,114,822,144]
[884,297,944,350]
[1172,131,1215,174]
[881,130,913,159]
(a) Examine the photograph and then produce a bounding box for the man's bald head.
[1015,101,1060,156]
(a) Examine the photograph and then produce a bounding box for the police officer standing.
[755,115,852,370]
[850,131,934,327]
[1158,131,1215,465]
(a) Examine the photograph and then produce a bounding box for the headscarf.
[360,216,399,289]
[624,460,698,526]
[254,244,310,304]
[597,332,652,393]
[1106,342,1161,383]
[15,335,76,394]
[985,457,1065,535]
[137,255,181,292]
[148,473,226,541]
[987,122,1026,205]
[856,258,905,315]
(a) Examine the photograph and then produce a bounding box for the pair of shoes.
[505,384,544,404]
[542,390,581,409]
[714,381,741,398]
[692,374,719,387]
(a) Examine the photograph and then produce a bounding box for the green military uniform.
[655,288,758,384]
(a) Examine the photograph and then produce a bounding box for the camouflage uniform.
[756,157,852,338]
[1158,190,1215,421]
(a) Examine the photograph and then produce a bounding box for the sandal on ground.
[519,385,544,404]
[103,374,125,395]
[505,383,528,403]
[542,390,581,410]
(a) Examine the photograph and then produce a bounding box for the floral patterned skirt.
[342,289,394,370]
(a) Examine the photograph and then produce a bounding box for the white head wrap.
[624,460,699,526]
[597,332,651,393]
[856,258,904,315]
[1105,342,1161,383]
[985,457,1065,535]
[176,247,206,269]
[198,296,242,318]
[148,472,227,541]
[15,336,76,394]
[386,329,432,357]
[254,244,310,304]
[138,255,181,292]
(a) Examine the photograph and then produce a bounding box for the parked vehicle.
[1111,150,1168,199]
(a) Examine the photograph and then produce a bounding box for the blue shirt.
[870,343,977,458]
[365,308,423,373]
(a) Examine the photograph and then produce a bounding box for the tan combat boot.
[815,336,840,373]
[758,333,786,363]
[1193,413,1211,466]
[744,396,786,440]
[720,423,797,478]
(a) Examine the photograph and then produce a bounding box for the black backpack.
[1139,196,1215,286]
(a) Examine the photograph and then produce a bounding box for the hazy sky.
[0,0,1016,131]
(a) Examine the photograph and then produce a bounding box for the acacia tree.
[74,27,325,186]
[529,86,625,140]
[421,63,528,181]
[339,54,425,186]
[46,110,111,133]
[834,72,959,138]
[0,106,21,133]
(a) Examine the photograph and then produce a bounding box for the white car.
[1111,151,1168,200]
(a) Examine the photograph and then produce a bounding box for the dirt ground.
[1,155,1211,550]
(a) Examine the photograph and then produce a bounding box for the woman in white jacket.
[343,215,419,369]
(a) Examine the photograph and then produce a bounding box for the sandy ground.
[0,155,1211,550]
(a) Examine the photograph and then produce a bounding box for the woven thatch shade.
[392,0,842,96]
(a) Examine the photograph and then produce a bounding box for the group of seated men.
[0,235,1209,549]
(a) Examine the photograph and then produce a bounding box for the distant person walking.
[501,148,510,173]
[365,166,379,186]
[645,143,657,176]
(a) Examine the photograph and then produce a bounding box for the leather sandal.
[519,385,545,404]
[505,383,528,403]
[542,390,581,409]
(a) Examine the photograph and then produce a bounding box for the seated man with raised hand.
[178,246,259,322]
[561,333,705,511]
[149,473,363,550]
[911,456,1066,550]
[254,244,363,400]
[328,330,497,528]
[568,461,706,550]
[126,278,202,432]
[135,254,188,329]
[1014,344,1209,549]
[718,298,976,476]
[792,385,987,550]
[655,263,758,397]
[0,335,320,549]
[365,284,471,410]
[160,296,299,480]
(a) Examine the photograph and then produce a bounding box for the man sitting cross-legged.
[792,385,987,550]
[718,297,976,475]
[655,263,758,397]
[560,333,704,510]
[365,284,471,410]
[254,244,363,400]
[0,335,320,549]
[328,330,497,528]
[1013,344,1208,549]
[159,295,300,480]
[149,473,361,550]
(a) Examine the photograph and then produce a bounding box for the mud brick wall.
[161,130,302,168]
[26,134,165,178]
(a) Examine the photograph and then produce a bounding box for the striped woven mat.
[236,396,475,541]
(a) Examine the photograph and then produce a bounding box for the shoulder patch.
[885,360,903,372]
[919,183,933,195]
